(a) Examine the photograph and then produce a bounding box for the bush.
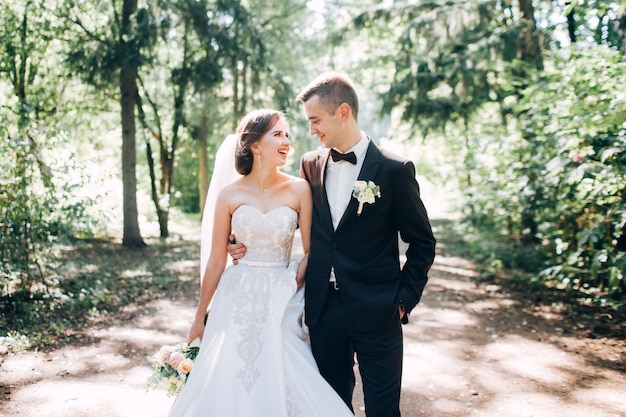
[0,123,98,296]
[460,46,626,300]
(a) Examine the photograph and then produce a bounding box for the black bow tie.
[330,149,357,164]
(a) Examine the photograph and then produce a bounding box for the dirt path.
[1,225,625,417]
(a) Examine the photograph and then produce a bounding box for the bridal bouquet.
[146,338,201,396]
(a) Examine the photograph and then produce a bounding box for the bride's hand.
[296,275,305,290]
[296,255,308,289]
[187,319,205,344]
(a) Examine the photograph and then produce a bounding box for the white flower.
[352,180,381,215]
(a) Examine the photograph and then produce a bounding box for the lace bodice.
[231,205,297,263]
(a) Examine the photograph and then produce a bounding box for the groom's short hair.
[296,72,359,121]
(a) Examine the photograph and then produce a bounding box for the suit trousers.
[309,284,404,417]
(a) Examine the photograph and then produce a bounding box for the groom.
[231,72,436,417]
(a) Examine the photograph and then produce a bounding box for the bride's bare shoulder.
[281,174,308,188]
[280,175,310,202]
[216,178,249,206]
[218,178,243,196]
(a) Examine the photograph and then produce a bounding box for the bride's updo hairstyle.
[235,109,288,175]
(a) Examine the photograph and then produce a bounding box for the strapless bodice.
[231,205,297,264]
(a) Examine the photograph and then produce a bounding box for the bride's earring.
[257,153,262,169]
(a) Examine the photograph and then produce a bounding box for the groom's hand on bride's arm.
[227,233,246,264]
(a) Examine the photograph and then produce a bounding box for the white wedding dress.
[168,204,354,417]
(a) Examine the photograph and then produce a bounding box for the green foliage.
[0,123,99,296]
[463,45,626,299]
[340,0,626,300]
[172,141,201,213]
[517,46,626,296]
[0,0,67,128]
[63,0,158,88]
[564,0,626,50]
[347,0,529,134]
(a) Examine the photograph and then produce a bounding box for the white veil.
[200,134,242,283]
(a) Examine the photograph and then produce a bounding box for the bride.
[168,109,354,417]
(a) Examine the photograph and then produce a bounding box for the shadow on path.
[1,220,625,417]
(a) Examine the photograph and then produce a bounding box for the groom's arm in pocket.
[394,161,436,319]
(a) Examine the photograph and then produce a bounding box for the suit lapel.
[335,141,382,232]
[315,151,335,234]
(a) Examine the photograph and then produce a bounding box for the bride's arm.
[295,180,312,289]
[188,192,231,343]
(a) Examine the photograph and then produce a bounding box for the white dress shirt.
[325,134,369,283]
[325,134,370,229]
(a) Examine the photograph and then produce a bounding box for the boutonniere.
[352,180,381,215]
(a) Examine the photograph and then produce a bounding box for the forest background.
[1,0,625,353]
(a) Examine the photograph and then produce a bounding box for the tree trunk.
[616,12,626,53]
[232,61,240,130]
[515,0,544,243]
[198,113,209,218]
[565,2,576,43]
[120,0,146,248]
[517,0,543,70]
[241,60,248,114]
[142,125,169,239]
[120,65,145,247]
[17,7,28,130]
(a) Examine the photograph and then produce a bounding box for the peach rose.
[178,358,193,374]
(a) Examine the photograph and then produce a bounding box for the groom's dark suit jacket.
[301,141,436,332]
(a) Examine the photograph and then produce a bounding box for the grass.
[1,212,201,354]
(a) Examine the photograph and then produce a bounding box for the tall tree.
[64,0,158,247]
[119,0,146,247]
[517,0,543,70]
[135,0,225,237]
[217,0,309,127]
[187,0,316,216]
